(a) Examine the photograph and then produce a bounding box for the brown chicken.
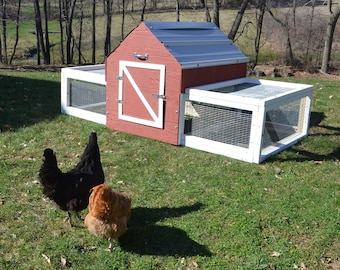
[84,184,131,251]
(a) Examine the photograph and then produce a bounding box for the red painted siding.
[182,63,247,92]
[106,22,182,145]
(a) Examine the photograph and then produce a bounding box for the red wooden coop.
[61,21,313,163]
[105,21,249,145]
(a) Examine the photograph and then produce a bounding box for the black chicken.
[39,132,105,226]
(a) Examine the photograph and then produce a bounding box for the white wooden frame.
[179,78,314,163]
[118,61,166,128]
[61,65,106,125]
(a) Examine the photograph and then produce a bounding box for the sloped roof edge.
[143,21,249,68]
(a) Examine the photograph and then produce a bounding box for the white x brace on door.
[117,61,166,128]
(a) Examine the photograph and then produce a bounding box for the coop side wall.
[105,22,182,145]
[181,63,247,91]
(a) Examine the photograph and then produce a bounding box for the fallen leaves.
[42,254,51,264]
[321,257,340,269]
[294,262,308,269]
[314,160,323,165]
[274,167,283,179]
[178,257,200,269]
[41,254,70,268]
[61,256,67,268]
[271,251,281,257]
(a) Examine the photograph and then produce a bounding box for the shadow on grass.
[119,203,212,256]
[0,74,60,132]
[269,111,340,162]
[309,111,340,137]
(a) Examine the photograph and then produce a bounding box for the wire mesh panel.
[262,98,302,148]
[69,79,106,114]
[185,101,252,148]
[182,78,313,163]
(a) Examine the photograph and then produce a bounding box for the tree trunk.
[78,0,83,64]
[152,0,157,10]
[0,34,2,64]
[204,0,211,22]
[9,0,21,64]
[304,0,316,69]
[253,0,266,69]
[176,0,180,22]
[43,0,50,64]
[141,0,146,21]
[228,0,250,40]
[213,0,219,28]
[121,0,125,40]
[34,0,46,65]
[321,1,340,73]
[267,8,295,66]
[65,0,77,64]
[91,0,96,64]
[104,0,113,56]
[58,0,65,64]
[1,0,8,64]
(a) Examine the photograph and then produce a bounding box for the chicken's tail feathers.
[42,148,58,167]
[39,148,62,191]
[68,132,105,182]
[43,148,54,158]
[89,132,98,145]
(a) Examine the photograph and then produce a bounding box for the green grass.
[1,70,340,269]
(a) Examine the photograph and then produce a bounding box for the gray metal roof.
[144,21,249,69]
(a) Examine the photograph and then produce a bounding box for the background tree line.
[0,0,339,74]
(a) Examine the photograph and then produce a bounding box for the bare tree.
[34,0,46,64]
[253,0,266,68]
[213,0,219,27]
[228,0,250,40]
[58,0,65,64]
[267,8,295,66]
[43,0,51,64]
[63,0,77,64]
[141,0,146,21]
[1,0,8,64]
[121,0,125,40]
[151,0,157,10]
[32,0,51,64]
[78,0,83,64]
[176,0,180,22]
[104,0,113,56]
[321,0,340,73]
[91,0,96,63]
[303,0,316,70]
[204,0,211,22]
[9,0,22,64]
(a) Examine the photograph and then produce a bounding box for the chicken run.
[61,21,314,164]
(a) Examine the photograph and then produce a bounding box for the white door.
[117,60,166,128]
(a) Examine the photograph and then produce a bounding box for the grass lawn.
[0,70,340,269]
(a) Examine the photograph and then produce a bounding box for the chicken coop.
[105,21,249,145]
[61,21,314,163]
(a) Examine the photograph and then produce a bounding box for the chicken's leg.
[64,211,73,227]
[106,238,114,252]
[75,212,84,221]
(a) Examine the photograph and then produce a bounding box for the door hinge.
[152,94,166,99]
[116,76,123,80]
[115,99,123,103]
